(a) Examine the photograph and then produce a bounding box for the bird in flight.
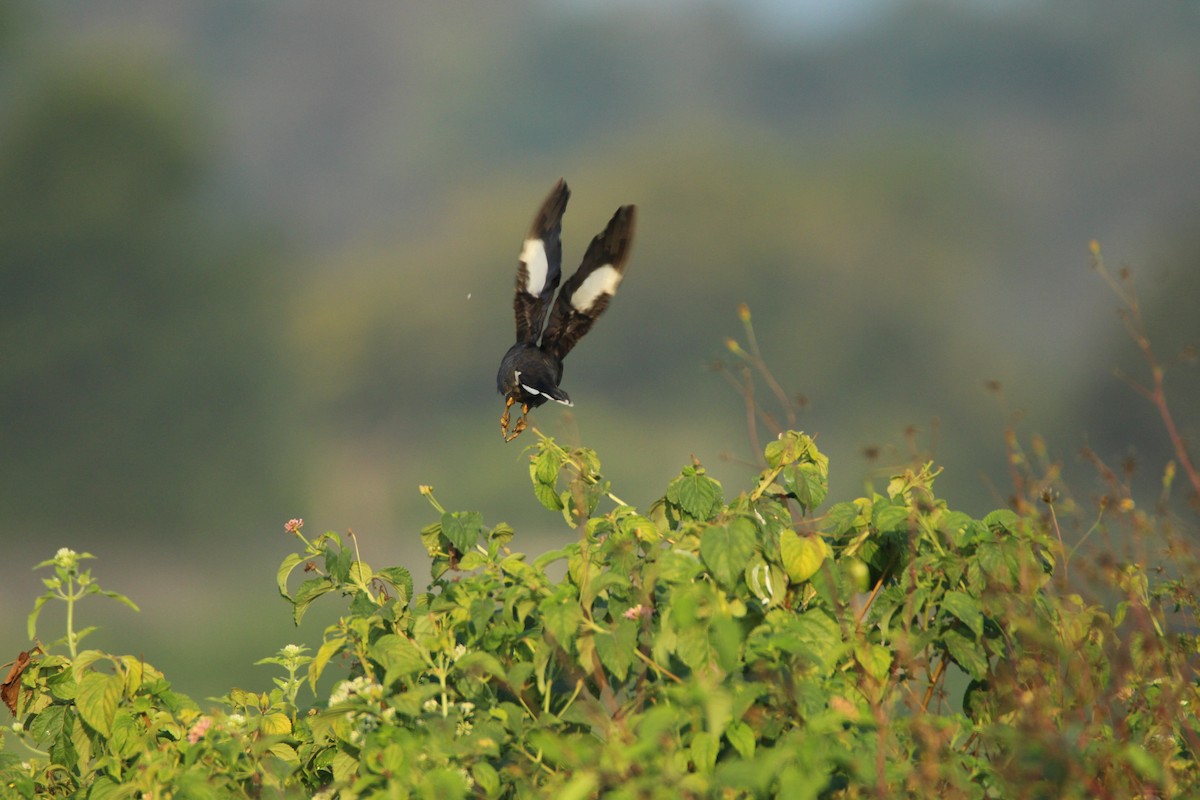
[497,179,637,441]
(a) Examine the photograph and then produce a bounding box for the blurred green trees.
[0,50,298,532]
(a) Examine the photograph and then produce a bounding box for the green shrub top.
[4,430,1199,799]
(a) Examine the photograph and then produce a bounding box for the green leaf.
[580,571,630,610]
[726,719,756,759]
[982,508,1019,534]
[745,556,788,608]
[872,501,910,533]
[376,566,414,604]
[275,553,306,600]
[942,628,988,680]
[1122,743,1164,783]
[310,635,346,692]
[47,668,78,702]
[938,510,976,546]
[441,511,484,552]
[668,466,724,520]
[269,742,300,765]
[690,732,719,774]
[941,590,984,639]
[534,545,576,571]
[700,517,757,590]
[420,521,443,555]
[228,687,260,708]
[291,577,334,625]
[371,634,426,685]
[323,541,352,583]
[489,522,515,547]
[532,447,563,486]
[472,762,501,798]
[823,501,864,538]
[458,550,486,571]
[499,554,542,587]
[97,589,140,613]
[653,550,705,584]
[533,479,564,511]
[712,614,743,673]
[786,610,844,675]
[456,651,506,681]
[76,671,122,737]
[594,619,638,681]
[108,711,141,759]
[260,712,292,735]
[854,643,892,682]
[540,590,583,645]
[677,624,718,672]
[86,776,125,800]
[27,594,50,640]
[348,560,373,590]
[779,530,827,583]
[559,772,600,800]
[28,703,68,746]
[780,462,828,511]
[764,430,809,468]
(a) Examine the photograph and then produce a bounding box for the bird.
[497,179,637,442]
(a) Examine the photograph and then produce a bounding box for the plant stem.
[66,577,78,658]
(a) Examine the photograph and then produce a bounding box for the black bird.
[497,179,637,441]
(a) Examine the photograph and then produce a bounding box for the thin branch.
[1091,242,1200,503]
[920,657,947,713]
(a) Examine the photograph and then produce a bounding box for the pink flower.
[284,518,304,534]
[187,716,213,744]
[623,604,651,621]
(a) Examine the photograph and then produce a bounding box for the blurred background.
[2,0,1198,702]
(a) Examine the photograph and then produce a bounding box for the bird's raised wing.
[513,179,570,345]
[542,204,636,361]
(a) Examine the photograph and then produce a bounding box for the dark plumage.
[497,179,637,441]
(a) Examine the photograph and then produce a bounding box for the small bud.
[737,303,751,322]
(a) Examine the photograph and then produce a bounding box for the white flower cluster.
[54,547,79,570]
[328,675,383,707]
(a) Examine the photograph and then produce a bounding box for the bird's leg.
[505,403,531,442]
[500,395,515,438]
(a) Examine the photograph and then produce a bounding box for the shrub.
[4,422,1199,799]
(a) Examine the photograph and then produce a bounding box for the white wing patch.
[571,264,622,313]
[520,238,549,295]
[520,382,575,407]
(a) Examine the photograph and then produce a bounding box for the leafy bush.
[4,422,1199,799]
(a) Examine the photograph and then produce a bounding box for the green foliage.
[6,433,1200,798]
[0,48,297,531]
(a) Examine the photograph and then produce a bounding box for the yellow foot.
[500,396,515,438]
[504,406,530,442]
